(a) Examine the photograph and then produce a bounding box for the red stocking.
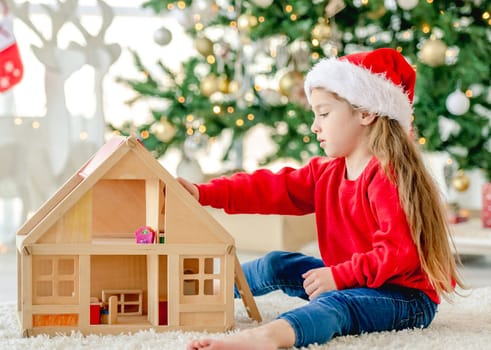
[0,6,23,93]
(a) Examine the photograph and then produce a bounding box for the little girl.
[179,48,464,350]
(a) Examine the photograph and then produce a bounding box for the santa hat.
[304,48,415,131]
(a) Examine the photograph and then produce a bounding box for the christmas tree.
[113,0,491,178]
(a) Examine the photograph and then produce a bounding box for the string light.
[32,121,40,129]
[247,113,255,121]
[141,130,149,139]
[483,11,490,24]
[465,89,473,97]
[198,125,207,133]
[303,136,310,143]
[418,137,426,145]
[212,105,221,114]
[13,117,22,125]
[227,106,234,113]
[236,119,244,126]
[177,1,186,9]
[79,131,88,140]
[178,96,186,103]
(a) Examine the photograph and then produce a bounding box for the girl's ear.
[359,111,377,126]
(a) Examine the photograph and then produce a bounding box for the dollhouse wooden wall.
[17,136,260,336]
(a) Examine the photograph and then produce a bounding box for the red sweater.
[198,157,439,304]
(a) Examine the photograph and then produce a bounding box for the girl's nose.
[311,120,319,134]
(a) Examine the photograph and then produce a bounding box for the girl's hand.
[177,177,200,201]
[302,267,337,300]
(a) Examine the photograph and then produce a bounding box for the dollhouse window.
[182,257,222,297]
[32,256,78,304]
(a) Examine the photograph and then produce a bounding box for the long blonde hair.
[367,117,465,298]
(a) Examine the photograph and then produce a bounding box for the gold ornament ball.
[367,6,387,20]
[451,170,470,192]
[217,75,231,94]
[237,14,258,32]
[228,80,239,95]
[311,21,331,42]
[194,37,214,57]
[200,74,219,96]
[419,39,447,67]
[151,118,176,143]
[279,71,304,97]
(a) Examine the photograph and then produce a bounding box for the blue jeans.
[237,251,438,348]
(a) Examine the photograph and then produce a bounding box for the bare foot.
[186,330,276,350]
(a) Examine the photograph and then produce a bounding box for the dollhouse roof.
[17,135,234,246]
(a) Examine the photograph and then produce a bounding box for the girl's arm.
[192,158,327,215]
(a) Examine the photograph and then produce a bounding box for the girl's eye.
[319,113,329,118]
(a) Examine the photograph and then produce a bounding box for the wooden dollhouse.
[16,135,260,337]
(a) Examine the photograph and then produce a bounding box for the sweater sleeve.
[330,173,422,289]
[197,158,324,215]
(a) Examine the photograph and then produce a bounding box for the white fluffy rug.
[2,288,491,350]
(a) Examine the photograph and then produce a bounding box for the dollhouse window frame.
[32,255,79,304]
[181,256,223,299]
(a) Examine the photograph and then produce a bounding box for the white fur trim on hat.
[304,58,413,131]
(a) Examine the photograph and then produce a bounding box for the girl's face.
[310,88,368,158]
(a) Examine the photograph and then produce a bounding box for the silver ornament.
[397,0,418,10]
[251,0,274,8]
[153,26,172,46]
[446,90,470,116]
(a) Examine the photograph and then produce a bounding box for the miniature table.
[451,218,491,256]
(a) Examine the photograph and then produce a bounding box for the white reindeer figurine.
[7,0,85,178]
[1,0,119,223]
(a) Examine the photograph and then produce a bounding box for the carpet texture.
[1,288,491,350]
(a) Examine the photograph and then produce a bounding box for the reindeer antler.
[5,0,45,43]
[71,0,114,42]
[6,0,79,44]
[69,0,120,66]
